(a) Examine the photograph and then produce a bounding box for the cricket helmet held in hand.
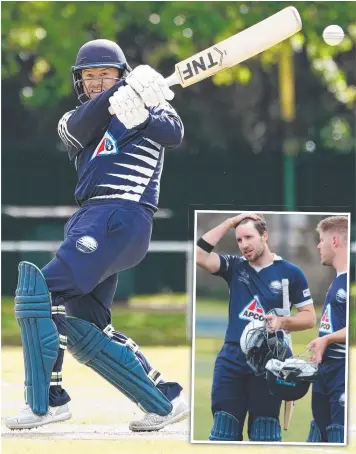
[265,357,319,401]
[240,319,292,375]
[72,39,132,103]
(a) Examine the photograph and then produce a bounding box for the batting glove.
[125,65,174,107]
[109,85,149,129]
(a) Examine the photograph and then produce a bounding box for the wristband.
[197,237,214,253]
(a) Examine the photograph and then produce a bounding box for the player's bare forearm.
[280,305,316,331]
[321,327,347,345]
[196,220,231,273]
[201,220,232,246]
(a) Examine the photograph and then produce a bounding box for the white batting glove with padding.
[109,85,149,129]
[125,65,174,107]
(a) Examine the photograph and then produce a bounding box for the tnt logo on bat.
[180,47,224,81]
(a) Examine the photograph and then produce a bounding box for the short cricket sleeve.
[212,254,237,283]
[289,264,313,309]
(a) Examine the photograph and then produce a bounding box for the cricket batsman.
[196,213,317,441]
[307,216,348,443]
[6,39,189,431]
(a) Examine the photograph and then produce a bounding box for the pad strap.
[67,317,172,416]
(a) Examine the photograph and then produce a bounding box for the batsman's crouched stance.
[6,38,189,431]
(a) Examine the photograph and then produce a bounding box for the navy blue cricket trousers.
[41,199,181,406]
[311,359,345,441]
[212,343,282,440]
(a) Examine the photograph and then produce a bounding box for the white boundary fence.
[2,240,194,340]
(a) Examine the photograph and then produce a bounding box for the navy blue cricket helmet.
[72,39,132,103]
[265,357,319,401]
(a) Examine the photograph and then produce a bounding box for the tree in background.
[2,1,355,153]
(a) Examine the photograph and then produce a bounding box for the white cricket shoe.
[129,394,189,432]
[5,403,72,430]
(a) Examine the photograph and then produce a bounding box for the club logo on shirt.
[239,296,265,322]
[269,280,282,294]
[76,236,98,253]
[91,131,119,160]
[303,288,311,298]
[238,270,250,285]
[336,288,347,304]
[319,303,333,334]
[339,393,345,407]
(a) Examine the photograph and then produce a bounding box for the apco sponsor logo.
[239,296,265,322]
[319,303,333,334]
[269,280,282,294]
[91,131,118,160]
[336,288,347,304]
[181,47,225,81]
[76,236,98,253]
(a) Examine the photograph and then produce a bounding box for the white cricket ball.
[322,25,344,46]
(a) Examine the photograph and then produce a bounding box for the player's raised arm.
[196,213,261,273]
[141,103,184,149]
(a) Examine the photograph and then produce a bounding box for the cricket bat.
[282,278,294,431]
[165,6,302,88]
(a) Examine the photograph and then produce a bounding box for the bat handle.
[165,72,180,87]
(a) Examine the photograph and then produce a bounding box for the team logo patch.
[319,303,333,334]
[91,131,119,160]
[336,288,347,304]
[269,280,282,294]
[76,236,98,253]
[238,269,250,285]
[303,288,311,298]
[339,393,345,407]
[239,295,265,322]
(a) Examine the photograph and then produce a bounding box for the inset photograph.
[192,211,350,445]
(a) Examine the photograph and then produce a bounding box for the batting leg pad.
[209,411,240,441]
[15,262,59,416]
[327,424,344,443]
[66,317,172,416]
[250,417,281,442]
[307,420,322,442]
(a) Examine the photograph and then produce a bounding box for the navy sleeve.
[212,254,236,284]
[57,80,125,161]
[135,103,184,149]
[289,264,313,308]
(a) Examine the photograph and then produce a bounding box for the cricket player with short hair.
[6,39,189,431]
[196,213,317,441]
[307,216,348,444]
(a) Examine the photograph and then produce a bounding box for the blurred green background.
[1,1,355,303]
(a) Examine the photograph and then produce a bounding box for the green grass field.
[1,295,188,346]
[2,345,355,453]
